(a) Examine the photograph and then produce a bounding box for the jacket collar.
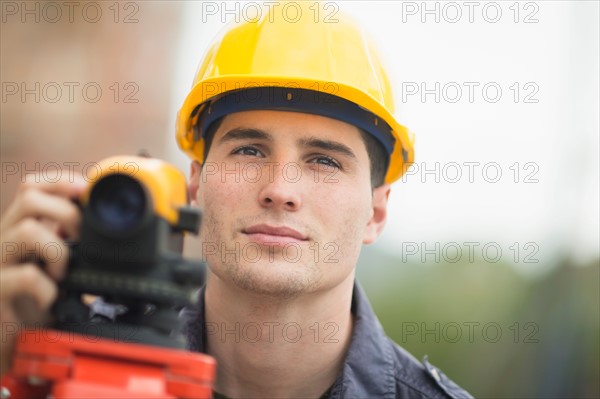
[328,282,396,399]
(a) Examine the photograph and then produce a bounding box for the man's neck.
[204,272,355,399]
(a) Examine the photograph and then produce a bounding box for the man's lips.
[242,224,308,244]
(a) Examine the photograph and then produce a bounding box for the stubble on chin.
[226,262,321,300]
[200,211,323,300]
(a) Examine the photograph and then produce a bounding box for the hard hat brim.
[176,76,414,184]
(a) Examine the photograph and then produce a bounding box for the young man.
[1,5,472,399]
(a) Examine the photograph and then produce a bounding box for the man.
[1,4,473,398]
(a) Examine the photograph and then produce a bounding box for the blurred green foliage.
[357,246,600,399]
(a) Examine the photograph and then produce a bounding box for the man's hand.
[0,174,86,376]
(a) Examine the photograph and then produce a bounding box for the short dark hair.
[358,128,388,188]
[201,116,388,189]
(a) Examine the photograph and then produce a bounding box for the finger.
[23,172,88,197]
[1,188,82,240]
[0,264,58,311]
[1,172,86,230]
[1,219,69,280]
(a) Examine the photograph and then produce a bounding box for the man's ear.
[363,184,391,244]
[189,160,202,207]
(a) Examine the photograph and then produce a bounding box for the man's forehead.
[216,110,364,144]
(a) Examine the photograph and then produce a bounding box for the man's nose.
[258,163,302,211]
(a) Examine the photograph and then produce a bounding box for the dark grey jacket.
[183,282,474,399]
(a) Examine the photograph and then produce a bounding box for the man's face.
[190,110,389,298]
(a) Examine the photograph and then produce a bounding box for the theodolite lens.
[89,174,147,233]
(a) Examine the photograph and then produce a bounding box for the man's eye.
[232,146,263,157]
[310,156,341,169]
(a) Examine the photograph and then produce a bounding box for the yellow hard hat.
[176,3,414,183]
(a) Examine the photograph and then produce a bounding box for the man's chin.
[224,262,322,299]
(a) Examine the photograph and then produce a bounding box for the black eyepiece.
[89,174,148,234]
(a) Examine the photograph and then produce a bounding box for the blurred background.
[1,1,598,397]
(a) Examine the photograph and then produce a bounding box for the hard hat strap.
[197,87,396,156]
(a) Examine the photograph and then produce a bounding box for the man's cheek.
[200,241,219,265]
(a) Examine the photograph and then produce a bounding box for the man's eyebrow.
[300,137,357,160]
[218,128,273,144]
